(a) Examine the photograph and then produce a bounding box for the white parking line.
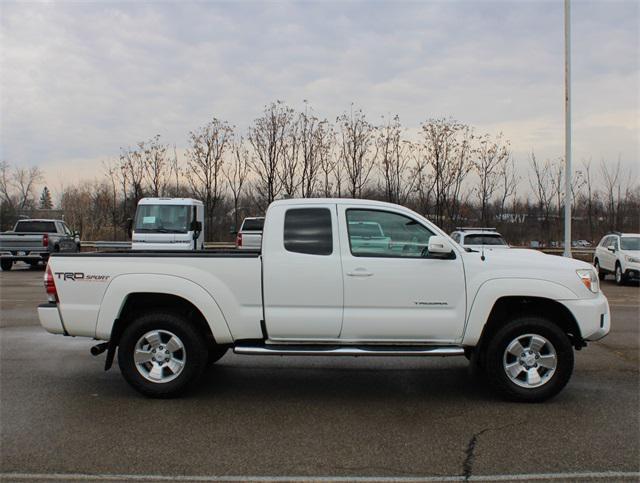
[1,471,638,482]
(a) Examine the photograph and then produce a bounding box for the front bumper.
[560,291,610,341]
[38,303,67,335]
[624,268,640,281]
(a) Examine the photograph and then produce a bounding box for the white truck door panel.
[263,204,343,340]
[338,207,466,342]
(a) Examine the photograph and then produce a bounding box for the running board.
[233,345,465,357]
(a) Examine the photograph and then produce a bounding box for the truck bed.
[51,249,261,258]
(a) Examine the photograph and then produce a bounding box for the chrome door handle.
[347,270,373,277]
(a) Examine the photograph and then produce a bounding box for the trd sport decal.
[54,272,110,282]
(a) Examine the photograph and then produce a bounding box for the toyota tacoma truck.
[38,199,610,401]
[1,219,80,271]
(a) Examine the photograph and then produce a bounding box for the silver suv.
[593,233,640,285]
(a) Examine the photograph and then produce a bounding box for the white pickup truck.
[38,199,610,402]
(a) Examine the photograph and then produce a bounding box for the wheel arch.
[96,274,233,345]
[474,296,585,356]
[463,278,583,349]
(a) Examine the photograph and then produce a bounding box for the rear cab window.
[463,234,506,246]
[284,208,333,256]
[241,218,264,232]
[14,221,57,233]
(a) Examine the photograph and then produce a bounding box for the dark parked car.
[0,219,80,271]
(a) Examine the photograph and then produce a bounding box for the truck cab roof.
[138,198,203,206]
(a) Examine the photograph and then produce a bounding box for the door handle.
[347,269,373,277]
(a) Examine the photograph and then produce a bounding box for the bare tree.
[317,124,337,197]
[248,101,293,207]
[119,143,146,214]
[224,137,251,231]
[377,115,417,205]
[0,161,15,210]
[497,155,518,223]
[281,114,300,198]
[142,135,170,197]
[170,145,181,196]
[473,133,509,225]
[528,151,555,244]
[420,119,473,228]
[13,165,44,210]
[186,118,234,237]
[337,106,377,198]
[103,160,122,239]
[299,104,329,198]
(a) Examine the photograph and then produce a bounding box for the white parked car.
[235,217,264,250]
[593,232,640,285]
[450,228,509,251]
[38,198,609,402]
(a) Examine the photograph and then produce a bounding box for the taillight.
[236,233,242,248]
[42,233,49,247]
[44,264,58,303]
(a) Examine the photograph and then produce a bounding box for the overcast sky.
[1,0,638,185]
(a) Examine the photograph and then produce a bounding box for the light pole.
[563,0,573,257]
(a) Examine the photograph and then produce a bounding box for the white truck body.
[38,199,610,401]
[131,198,204,251]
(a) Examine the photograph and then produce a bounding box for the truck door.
[263,204,343,340]
[338,207,466,343]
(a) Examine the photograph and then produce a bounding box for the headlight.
[577,269,599,293]
[625,255,640,263]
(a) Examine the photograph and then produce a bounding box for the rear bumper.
[560,292,610,341]
[38,303,67,335]
[1,254,48,263]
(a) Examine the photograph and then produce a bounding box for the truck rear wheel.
[117,311,208,398]
[484,316,574,403]
[1,259,12,271]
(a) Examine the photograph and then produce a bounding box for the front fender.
[462,278,578,346]
[95,274,233,344]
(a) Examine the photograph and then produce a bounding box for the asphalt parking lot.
[1,263,638,482]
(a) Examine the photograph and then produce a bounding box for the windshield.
[15,221,56,233]
[464,234,507,246]
[134,205,191,233]
[621,237,640,250]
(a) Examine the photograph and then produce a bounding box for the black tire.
[483,316,574,403]
[1,259,12,271]
[28,260,41,269]
[208,346,228,365]
[615,263,626,286]
[117,311,208,398]
[594,259,605,281]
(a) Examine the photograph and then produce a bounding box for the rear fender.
[95,274,233,344]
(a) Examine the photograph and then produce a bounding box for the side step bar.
[233,345,465,357]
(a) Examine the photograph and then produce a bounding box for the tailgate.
[0,234,45,251]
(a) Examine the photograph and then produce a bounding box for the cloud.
[0,0,637,187]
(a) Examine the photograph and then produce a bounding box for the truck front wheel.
[484,316,574,403]
[117,311,208,398]
[1,259,12,271]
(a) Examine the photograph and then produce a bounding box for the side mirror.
[74,231,80,238]
[607,245,616,253]
[190,220,202,232]
[426,236,454,258]
[126,218,133,239]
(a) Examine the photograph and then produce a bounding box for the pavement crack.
[461,421,522,481]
